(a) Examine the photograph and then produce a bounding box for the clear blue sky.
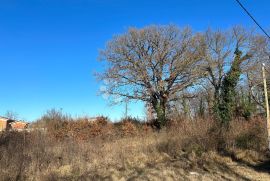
[0,0,269,121]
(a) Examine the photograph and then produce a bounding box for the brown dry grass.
[1,116,270,180]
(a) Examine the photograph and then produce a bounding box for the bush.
[121,120,138,136]
[233,119,267,151]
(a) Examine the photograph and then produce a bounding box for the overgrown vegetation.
[217,48,251,126]
[0,110,269,180]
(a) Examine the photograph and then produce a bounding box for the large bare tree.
[97,25,205,127]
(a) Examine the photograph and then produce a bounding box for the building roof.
[0,116,9,120]
[0,116,28,124]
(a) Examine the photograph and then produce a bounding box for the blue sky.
[0,0,269,121]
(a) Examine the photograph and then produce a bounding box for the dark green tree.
[218,48,251,126]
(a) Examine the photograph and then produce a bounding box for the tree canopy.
[97,25,270,128]
[98,25,206,127]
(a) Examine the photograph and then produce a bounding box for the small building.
[0,116,28,131]
[0,116,12,131]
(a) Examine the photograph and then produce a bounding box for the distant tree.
[97,25,205,128]
[4,110,19,120]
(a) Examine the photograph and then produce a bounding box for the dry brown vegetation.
[1,112,270,181]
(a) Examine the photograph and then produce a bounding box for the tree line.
[97,25,270,129]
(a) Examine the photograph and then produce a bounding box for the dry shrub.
[155,117,268,157]
[95,116,109,126]
[55,118,113,141]
[39,110,152,140]
[39,111,114,141]
[156,118,218,157]
[121,121,138,136]
[67,120,92,140]
[227,117,267,151]
[113,117,145,136]
[47,119,69,140]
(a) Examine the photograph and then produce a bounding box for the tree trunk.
[213,87,221,118]
[151,95,167,129]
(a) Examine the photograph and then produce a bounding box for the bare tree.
[201,26,269,120]
[244,35,270,109]
[97,25,205,128]
[201,28,231,115]
[4,110,19,120]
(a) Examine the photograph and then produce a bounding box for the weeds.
[0,114,268,180]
